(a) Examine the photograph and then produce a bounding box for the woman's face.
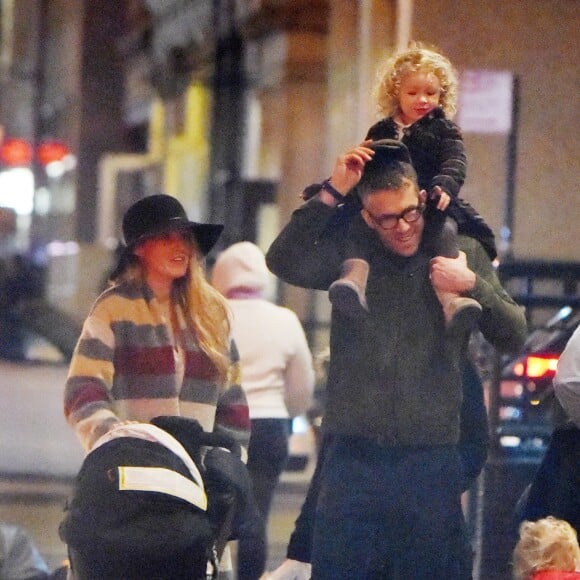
[134,231,194,295]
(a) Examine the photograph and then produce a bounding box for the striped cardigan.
[64,281,249,452]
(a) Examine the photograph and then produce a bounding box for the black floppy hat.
[123,194,223,256]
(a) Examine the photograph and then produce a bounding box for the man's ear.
[361,208,375,230]
[419,190,427,204]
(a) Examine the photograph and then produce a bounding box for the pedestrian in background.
[0,522,49,579]
[516,325,580,535]
[212,241,315,580]
[554,325,580,428]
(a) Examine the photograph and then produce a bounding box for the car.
[493,305,580,459]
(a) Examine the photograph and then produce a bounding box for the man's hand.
[430,251,476,294]
[328,141,375,194]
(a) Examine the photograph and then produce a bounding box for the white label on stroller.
[118,466,208,511]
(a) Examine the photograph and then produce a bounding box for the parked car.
[494,305,580,459]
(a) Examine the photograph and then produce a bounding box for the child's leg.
[428,215,482,337]
[435,214,460,259]
[328,215,371,317]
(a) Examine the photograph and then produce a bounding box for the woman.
[64,194,249,577]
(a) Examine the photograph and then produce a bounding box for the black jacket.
[367,107,466,199]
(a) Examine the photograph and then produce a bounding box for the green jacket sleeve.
[266,199,347,290]
[462,237,528,354]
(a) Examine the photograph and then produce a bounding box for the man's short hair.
[355,160,419,202]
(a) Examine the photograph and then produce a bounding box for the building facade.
[0,0,578,329]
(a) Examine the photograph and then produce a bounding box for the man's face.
[361,180,426,257]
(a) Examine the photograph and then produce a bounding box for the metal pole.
[356,0,371,138]
[29,0,50,251]
[396,0,414,52]
[500,74,519,260]
[208,0,246,243]
[471,470,486,580]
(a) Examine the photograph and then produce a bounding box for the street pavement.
[0,461,534,579]
[0,357,312,575]
[0,357,539,578]
[0,360,83,478]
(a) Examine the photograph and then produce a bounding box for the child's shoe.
[439,293,482,338]
[328,258,369,317]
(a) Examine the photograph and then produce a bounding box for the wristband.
[301,178,347,203]
[321,179,346,202]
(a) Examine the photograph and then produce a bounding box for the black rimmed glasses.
[366,204,426,230]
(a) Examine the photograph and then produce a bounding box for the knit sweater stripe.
[65,380,110,421]
[64,281,250,452]
[77,337,112,361]
[113,345,176,376]
[181,379,221,404]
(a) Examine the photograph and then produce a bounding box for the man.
[267,359,490,580]
[266,141,527,579]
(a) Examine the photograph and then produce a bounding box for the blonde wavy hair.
[372,41,459,119]
[512,517,580,580]
[116,244,232,385]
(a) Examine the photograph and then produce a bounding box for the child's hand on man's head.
[431,186,450,211]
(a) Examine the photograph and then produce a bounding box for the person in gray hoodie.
[212,241,315,580]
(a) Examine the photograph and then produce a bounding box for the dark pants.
[311,435,466,580]
[237,418,290,580]
[517,423,580,533]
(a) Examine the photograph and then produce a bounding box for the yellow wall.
[160,84,212,222]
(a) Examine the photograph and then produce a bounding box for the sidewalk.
[0,475,72,571]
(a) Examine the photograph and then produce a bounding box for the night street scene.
[0,1,578,579]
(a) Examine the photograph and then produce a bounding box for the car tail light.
[513,354,559,379]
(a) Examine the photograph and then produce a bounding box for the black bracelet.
[321,179,346,203]
[301,178,347,203]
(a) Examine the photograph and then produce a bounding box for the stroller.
[59,416,258,579]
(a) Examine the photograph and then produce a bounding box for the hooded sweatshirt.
[212,242,315,419]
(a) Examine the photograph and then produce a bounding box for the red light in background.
[514,354,559,379]
[0,138,34,166]
[37,140,70,166]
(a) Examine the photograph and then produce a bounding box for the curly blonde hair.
[512,517,580,580]
[116,243,232,385]
[373,42,459,119]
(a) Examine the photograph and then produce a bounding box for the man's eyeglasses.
[366,204,426,230]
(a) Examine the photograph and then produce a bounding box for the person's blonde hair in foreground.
[513,516,580,580]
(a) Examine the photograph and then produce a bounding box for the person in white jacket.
[554,325,580,427]
[211,241,315,580]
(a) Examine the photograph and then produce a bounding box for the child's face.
[397,70,442,125]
